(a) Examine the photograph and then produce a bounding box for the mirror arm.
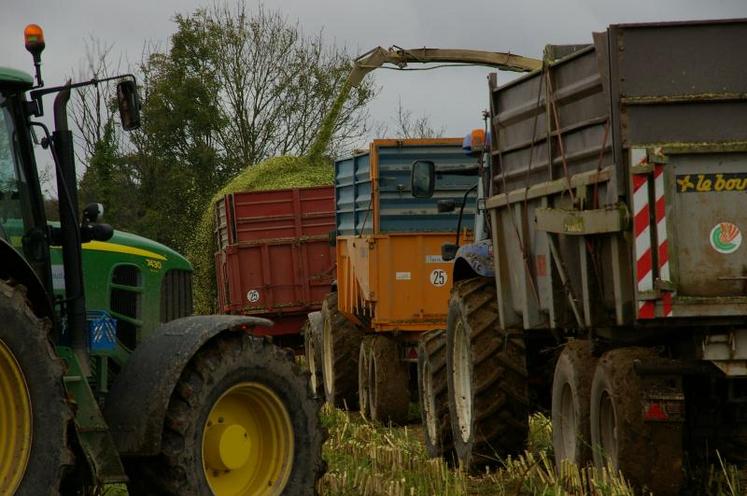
[454,183,479,249]
[30,73,136,100]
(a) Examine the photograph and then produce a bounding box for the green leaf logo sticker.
[710,222,742,254]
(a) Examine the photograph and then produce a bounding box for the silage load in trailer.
[190,155,333,314]
[190,69,355,314]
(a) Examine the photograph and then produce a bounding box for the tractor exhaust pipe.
[52,83,89,366]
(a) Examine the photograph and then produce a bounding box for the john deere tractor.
[0,24,323,495]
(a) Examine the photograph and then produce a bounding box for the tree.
[71,38,139,227]
[198,2,373,170]
[77,120,139,228]
[73,3,375,252]
[70,37,125,168]
[368,98,445,142]
[392,98,445,139]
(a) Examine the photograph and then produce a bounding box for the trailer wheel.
[129,332,325,496]
[369,335,410,424]
[304,312,323,396]
[590,348,683,496]
[0,281,72,495]
[446,277,529,471]
[551,340,596,468]
[418,329,454,461]
[358,337,373,420]
[321,292,363,409]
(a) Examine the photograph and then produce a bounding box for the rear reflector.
[643,402,668,421]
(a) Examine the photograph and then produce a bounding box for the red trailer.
[214,186,336,344]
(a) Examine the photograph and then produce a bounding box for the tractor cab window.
[0,96,32,250]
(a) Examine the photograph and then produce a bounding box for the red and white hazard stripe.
[631,149,656,318]
[653,163,672,317]
[632,148,673,319]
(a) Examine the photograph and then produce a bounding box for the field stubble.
[319,404,745,496]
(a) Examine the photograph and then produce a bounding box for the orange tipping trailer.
[316,138,479,424]
[335,138,475,333]
[336,233,470,333]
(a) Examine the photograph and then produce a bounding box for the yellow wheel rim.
[202,382,294,496]
[0,338,32,494]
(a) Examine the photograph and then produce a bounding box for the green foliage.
[74,2,373,256]
[78,119,138,227]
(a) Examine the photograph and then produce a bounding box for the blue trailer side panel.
[376,142,476,233]
[335,153,372,236]
[334,139,478,235]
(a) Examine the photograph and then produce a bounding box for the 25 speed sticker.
[246,289,261,303]
[710,222,742,254]
[430,269,447,287]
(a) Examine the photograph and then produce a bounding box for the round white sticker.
[710,222,742,254]
[430,269,447,288]
[246,289,261,303]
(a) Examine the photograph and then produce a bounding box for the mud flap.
[104,315,272,456]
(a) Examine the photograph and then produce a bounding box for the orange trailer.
[316,138,479,424]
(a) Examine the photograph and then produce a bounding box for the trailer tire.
[0,281,72,496]
[304,312,323,396]
[590,347,683,496]
[369,335,410,424]
[321,292,363,410]
[551,340,596,468]
[446,277,529,471]
[127,332,325,496]
[418,329,454,461]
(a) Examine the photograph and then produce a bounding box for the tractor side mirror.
[81,203,114,242]
[411,160,435,199]
[117,80,141,131]
[441,243,458,261]
[82,203,104,224]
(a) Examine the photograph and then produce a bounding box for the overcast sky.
[3,0,747,154]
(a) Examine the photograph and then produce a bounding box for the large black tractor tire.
[126,332,325,496]
[446,277,529,471]
[418,329,454,462]
[551,340,597,468]
[368,335,410,425]
[0,281,72,496]
[590,347,683,496]
[321,292,363,410]
[304,311,323,397]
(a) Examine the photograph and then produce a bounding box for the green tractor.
[0,24,323,495]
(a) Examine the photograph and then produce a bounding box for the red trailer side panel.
[214,186,335,335]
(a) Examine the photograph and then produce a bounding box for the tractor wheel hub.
[204,423,251,471]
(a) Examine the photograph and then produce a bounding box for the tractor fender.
[452,239,495,283]
[104,314,273,456]
[0,239,54,319]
